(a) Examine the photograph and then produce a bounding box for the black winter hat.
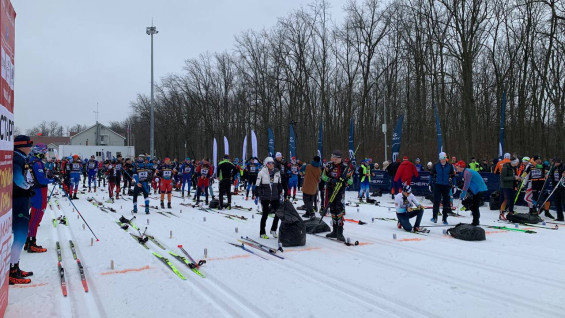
[14,135,33,149]
[313,156,321,162]
[331,150,342,158]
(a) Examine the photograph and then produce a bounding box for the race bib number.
[250,166,256,173]
[201,168,209,175]
[116,164,122,171]
[73,163,80,170]
[163,170,172,177]
[555,172,561,182]
[89,163,95,169]
[184,167,191,173]
[139,171,148,179]
[531,169,542,179]
[291,166,298,173]
[25,170,34,184]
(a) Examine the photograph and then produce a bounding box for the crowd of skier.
[10,133,565,285]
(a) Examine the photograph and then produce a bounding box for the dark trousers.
[303,193,316,213]
[433,184,451,221]
[260,200,280,235]
[318,183,325,210]
[396,209,423,232]
[501,188,516,212]
[219,180,232,208]
[554,187,565,220]
[11,197,30,264]
[470,191,484,226]
[327,189,345,227]
[123,178,132,193]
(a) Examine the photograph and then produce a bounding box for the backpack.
[446,223,486,241]
[506,213,541,224]
[208,199,219,209]
[275,201,306,247]
[489,191,500,210]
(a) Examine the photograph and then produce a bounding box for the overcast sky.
[12,0,345,132]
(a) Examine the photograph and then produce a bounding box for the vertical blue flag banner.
[433,103,443,155]
[223,136,229,155]
[289,123,296,159]
[267,128,275,157]
[317,122,323,159]
[242,135,247,164]
[391,115,404,162]
[499,90,506,158]
[349,117,356,165]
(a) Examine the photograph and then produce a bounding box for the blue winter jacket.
[460,169,488,199]
[431,162,454,186]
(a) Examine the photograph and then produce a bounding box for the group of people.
[9,132,565,286]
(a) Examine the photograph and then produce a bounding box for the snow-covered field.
[6,184,565,318]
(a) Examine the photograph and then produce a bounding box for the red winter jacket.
[394,161,419,184]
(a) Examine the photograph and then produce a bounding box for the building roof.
[30,136,71,146]
[70,123,126,141]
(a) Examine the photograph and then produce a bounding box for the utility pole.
[146,22,158,158]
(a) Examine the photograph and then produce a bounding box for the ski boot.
[9,263,32,285]
[442,219,449,225]
[133,206,138,214]
[260,234,269,239]
[397,222,402,229]
[73,194,78,200]
[544,211,555,219]
[336,226,345,242]
[23,237,31,251]
[359,197,364,203]
[499,211,507,220]
[292,196,296,201]
[270,230,278,238]
[145,206,150,214]
[88,187,91,193]
[27,237,47,253]
[302,211,315,218]
[430,217,437,223]
[160,201,165,209]
[167,201,172,209]
[326,227,338,239]
[94,187,97,193]
[116,194,120,200]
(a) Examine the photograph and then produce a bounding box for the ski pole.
[59,184,100,241]
[536,176,565,214]
[46,184,57,205]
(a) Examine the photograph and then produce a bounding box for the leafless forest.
[29,0,565,162]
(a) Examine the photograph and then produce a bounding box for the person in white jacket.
[255,157,283,239]
[395,185,426,232]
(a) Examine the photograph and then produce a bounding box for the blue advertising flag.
[349,118,355,161]
[317,122,323,159]
[433,103,443,154]
[289,124,296,159]
[391,115,404,162]
[499,90,506,158]
[267,128,275,157]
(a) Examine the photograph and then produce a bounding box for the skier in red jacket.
[394,156,419,187]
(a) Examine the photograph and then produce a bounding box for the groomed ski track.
[7,185,565,318]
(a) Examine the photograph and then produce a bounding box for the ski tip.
[96,239,100,242]
[177,245,182,248]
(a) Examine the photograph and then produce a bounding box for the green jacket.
[469,162,482,172]
[360,164,371,183]
[500,162,517,189]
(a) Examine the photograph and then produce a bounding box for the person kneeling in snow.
[395,185,425,232]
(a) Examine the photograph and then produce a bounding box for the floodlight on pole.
[146,24,158,158]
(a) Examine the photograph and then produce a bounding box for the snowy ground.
[6,184,565,318]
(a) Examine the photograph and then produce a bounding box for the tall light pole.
[146,24,158,158]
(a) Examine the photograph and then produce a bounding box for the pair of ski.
[56,241,89,297]
[497,220,558,231]
[199,207,247,221]
[310,233,361,246]
[238,236,284,259]
[153,247,206,280]
[227,239,283,260]
[52,215,68,227]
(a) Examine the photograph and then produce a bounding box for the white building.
[58,123,134,160]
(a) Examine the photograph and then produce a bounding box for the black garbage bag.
[506,213,542,224]
[304,217,331,234]
[275,201,306,247]
[446,223,486,241]
[489,191,500,210]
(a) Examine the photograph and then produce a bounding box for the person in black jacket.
[256,157,282,239]
[10,135,35,285]
[551,158,565,221]
[274,152,290,200]
[217,155,238,209]
[386,159,401,199]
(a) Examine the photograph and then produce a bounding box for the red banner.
[0,0,15,315]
